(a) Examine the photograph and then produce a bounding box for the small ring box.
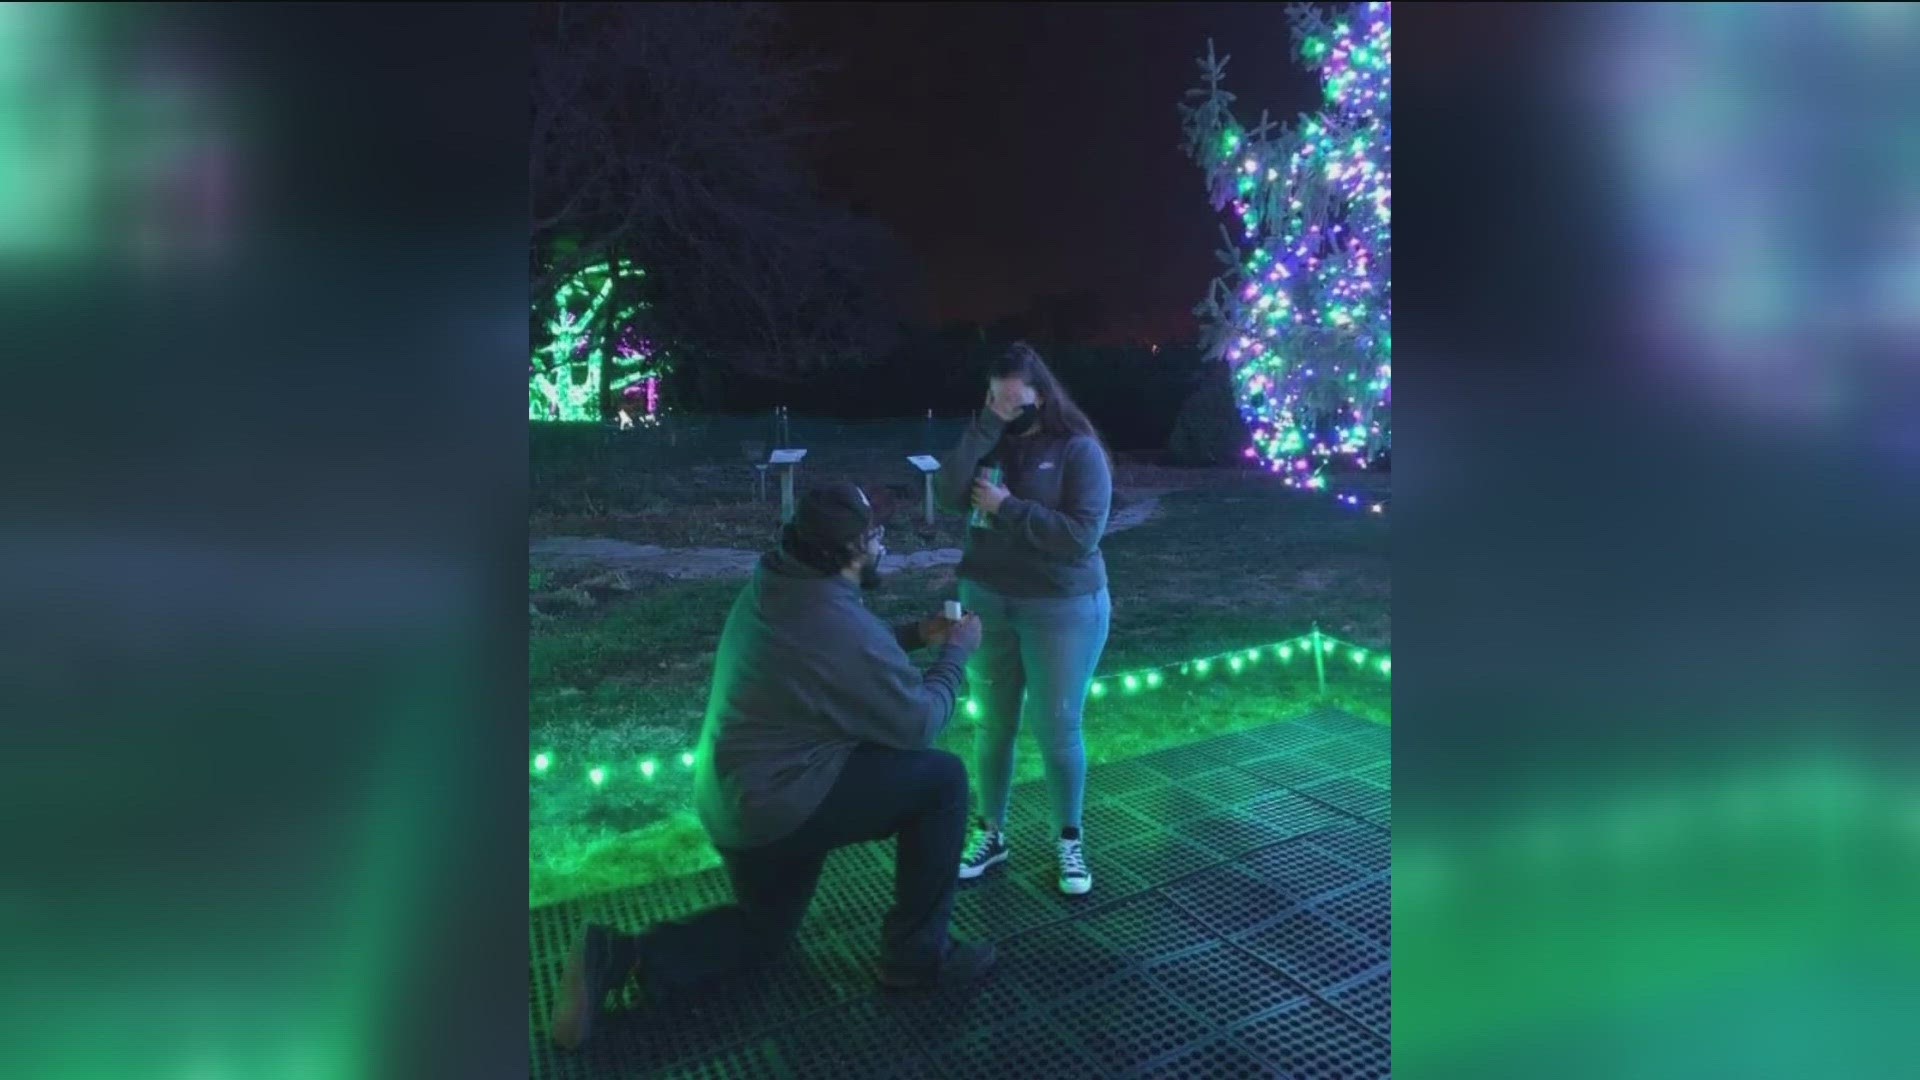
[944,600,964,621]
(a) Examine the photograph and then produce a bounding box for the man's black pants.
[631,745,969,994]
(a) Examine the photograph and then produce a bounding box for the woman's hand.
[971,476,1011,516]
[985,385,1023,424]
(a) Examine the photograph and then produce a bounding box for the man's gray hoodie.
[693,549,974,850]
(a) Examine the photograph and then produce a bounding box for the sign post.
[906,455,942,527]
[770,448,808,524]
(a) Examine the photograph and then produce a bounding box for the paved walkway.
[530,498,1163,584]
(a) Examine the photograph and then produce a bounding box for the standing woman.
[937,341,1113,895]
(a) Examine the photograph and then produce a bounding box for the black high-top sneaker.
[958,817,1009,880]
[1058,826,1092,896]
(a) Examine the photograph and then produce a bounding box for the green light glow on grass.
[534,631,1389,792]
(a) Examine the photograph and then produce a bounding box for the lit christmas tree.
[1181,2,1390,504]
[529,258,672,423]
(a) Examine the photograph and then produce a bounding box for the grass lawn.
[530,470,1389,908]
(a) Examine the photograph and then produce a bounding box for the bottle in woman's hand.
[968,465,1003,529]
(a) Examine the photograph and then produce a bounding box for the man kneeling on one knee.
[552,481,992,1051]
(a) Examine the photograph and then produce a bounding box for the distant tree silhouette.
[532,2,910,384]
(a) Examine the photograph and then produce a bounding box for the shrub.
[1166,368,1247,467]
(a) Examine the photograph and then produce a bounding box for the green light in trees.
[532,259,668,422]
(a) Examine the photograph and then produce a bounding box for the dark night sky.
[780,3,1320,346]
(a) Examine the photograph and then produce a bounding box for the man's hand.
[919,614,956,648]
[971,476,1011,516]
[948,613,983,651]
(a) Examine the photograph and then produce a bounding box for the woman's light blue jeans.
[959,581,1112,835]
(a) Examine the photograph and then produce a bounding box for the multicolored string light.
[1183,2,1390,512]
[532,629,1390,787]
[530,259,672,423]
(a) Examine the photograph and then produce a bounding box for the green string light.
[531,259,668,422]
[1188,3,1391,507]
[535,630,1389,787]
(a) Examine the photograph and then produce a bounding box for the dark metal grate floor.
[530,707,1391,1078]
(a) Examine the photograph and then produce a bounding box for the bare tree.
[532,2,906,381]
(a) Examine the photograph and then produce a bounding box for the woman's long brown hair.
[990,342,1109,458]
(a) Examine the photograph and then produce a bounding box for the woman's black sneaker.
[958,819,1009,880]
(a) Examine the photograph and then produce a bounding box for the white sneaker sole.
[958,848,1008,880]
[1059,874,1092,896]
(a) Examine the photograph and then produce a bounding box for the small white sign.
[906,455,942,473]
[769,449,808,465]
